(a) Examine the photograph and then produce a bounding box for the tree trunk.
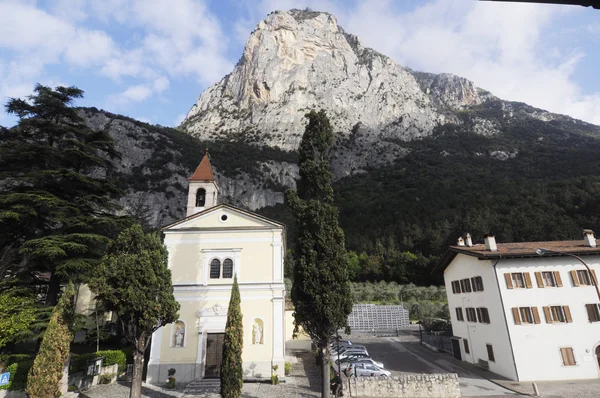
[320,344,330,398]
[45,271,61,305]
[130,335,146,398]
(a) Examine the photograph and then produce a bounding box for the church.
[146,151,287,384]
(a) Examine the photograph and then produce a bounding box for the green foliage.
[0,354,32,366]
[0,289,36,348]
[271,364,279,385]
[99,374,114,384]
[284,361,292,376]
[0,86,127,305]
[1,360,33,391]
[220,275,243,398]
[26,282,75,397]
[70,350,126,374]
[286,110,353,349]
[350,281,446,304]
[0,363,17,390]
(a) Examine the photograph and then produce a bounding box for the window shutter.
[554,271,563,287]
[505,273,513,289]
[564,306,573,323]
[591,270,598,285]
[543,306,552,323]
[571,270,580,286]
[586,304,595,322]
[532,307,541,324]
[512,308,521,325]
[535,272,544,288]
[524,272,533,288]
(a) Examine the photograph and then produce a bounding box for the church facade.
[147,152,286,384]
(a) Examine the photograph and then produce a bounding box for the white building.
[437,231,600,381]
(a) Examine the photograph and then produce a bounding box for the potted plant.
[271,365,279,385]
[166,368,176,389]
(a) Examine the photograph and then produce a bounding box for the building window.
[486,344,495,362]
[543,305,572,323]
[512,307,541,325]
[585,304,600,322]
[560,347,576,366]
[451,280,461,294]
[504,272,532,289]
[571,269,598,287]
[535,271,562,287]
[466,307,477,322]
[463,339,470,354]
[455,307,464,321]
[471,276,484,292]
[210,259,221,279]
[222,258,233,278]
[460,278,472,293]
[196,188,206,207]
[476,307,491,324]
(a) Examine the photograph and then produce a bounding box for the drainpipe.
[492,258,520,381]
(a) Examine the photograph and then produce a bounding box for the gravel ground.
[82,351,322,398]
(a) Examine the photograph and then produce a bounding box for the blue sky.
[0,0,599,128]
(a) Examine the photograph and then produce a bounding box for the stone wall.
[345,373,460,398]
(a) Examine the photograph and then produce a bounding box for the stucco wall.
[445,254,518,380]
[497,256,600,381]
[285,309,311,351]
[345,374,460,398]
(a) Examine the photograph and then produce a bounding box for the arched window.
[223,258,233,279]
[196,188,206,207]
[210,259,221,279]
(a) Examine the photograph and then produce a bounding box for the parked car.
[330,339,352,348]
[337,349,369,361]
[340,358,384,369]
[351,363,391,377]
[335,353,372,364]
[331,344,367,355]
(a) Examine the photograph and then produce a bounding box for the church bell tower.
[186,149,219,217]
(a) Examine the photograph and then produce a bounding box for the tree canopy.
[220,275,243,398]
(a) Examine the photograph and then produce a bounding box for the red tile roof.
[188,150,215,181]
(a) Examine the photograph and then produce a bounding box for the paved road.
[348,336,524,397]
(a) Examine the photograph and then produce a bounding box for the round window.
[220,214,228,222]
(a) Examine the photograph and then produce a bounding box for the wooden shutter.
[564,306,573,323]
[512,308,521,325]
[486,344,495,362]
[554,271,563,287]
[571,270,580,286]
[532,307,541,324]
[535,272,544,288]
[591,270,598,285]
[585,304,596,322]
[543,306,552,323]
[463,339,470,354]
[524,273,533,288]
[505,273,513,289]
[560,348,576,366]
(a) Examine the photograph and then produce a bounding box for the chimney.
[465,233,473,247]
[583,229,596,247]
[457,236,465,246]
[484,233,497,252]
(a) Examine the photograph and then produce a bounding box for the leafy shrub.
[99,374,114,384]
[0,363,17,390]
[0,354,32,367]
[3,360,33,391]
[284,362,292,376]
[68,384,78,392]
[69,350,126,374]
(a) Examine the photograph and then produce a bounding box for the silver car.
[351,363,391,377]
[342,358,384,369]
[336,349,369,361]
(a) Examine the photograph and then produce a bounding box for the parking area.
[341,336,522,397]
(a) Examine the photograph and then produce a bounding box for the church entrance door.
[204,333,225,378]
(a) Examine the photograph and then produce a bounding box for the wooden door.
[451,338,462,360]
[205,333,225,378]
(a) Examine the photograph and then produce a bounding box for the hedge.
[0,363,17,390]
[0,360,33,391]
[69,350,127,374]
[0,354,32,367]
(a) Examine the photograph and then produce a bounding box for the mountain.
[82,9,600,283]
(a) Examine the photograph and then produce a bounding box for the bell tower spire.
[186,149,219,216]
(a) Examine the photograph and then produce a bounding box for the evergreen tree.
[0,84,126,305]
[89,224,179,398]
[220,275,243,398]
[285,110,353,398]
[26,282,75,397]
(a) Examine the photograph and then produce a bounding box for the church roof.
[188,150,215,181]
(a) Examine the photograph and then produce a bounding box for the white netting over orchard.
[347,304,410,330]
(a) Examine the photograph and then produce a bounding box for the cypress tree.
[220,275,243,398]
[0,84,126,305]
[285,110,353,398]
[26,282,75,397]
[89,224,179,398]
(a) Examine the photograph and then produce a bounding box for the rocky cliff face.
[182,10,486,162]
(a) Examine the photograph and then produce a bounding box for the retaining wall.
[345,373,460,398]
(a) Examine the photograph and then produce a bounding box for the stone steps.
[185,378,221,393]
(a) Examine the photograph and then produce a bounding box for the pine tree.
[89,224,180,398]
[285,110,353,398]
[220,275,243,398]
[26,282,75,397]
[0,84,127,305]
